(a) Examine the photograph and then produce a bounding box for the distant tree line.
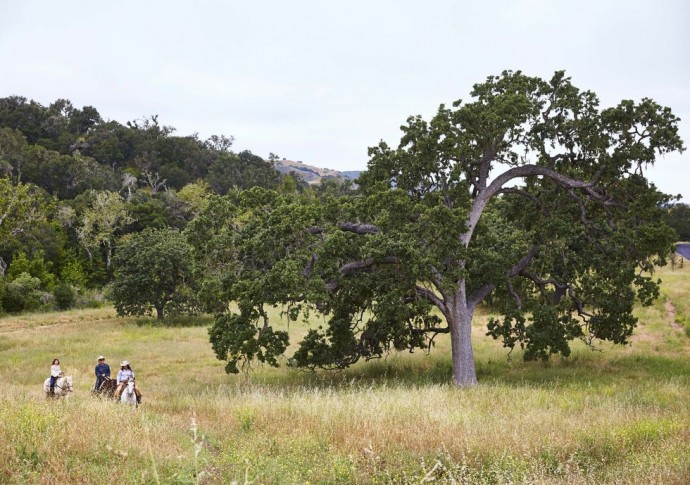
[664,203,690,241]
[0,95,351,315]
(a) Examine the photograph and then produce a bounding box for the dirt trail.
[0,317,86,334]
[665,299,683,330]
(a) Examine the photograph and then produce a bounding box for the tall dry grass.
[0,263,688,483]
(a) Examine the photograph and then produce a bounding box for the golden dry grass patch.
[0,265,688,483]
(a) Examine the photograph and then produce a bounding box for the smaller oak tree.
[109,227,198,320]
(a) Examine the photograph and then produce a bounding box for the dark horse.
[93,376,117,399]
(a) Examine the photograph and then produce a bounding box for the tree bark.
[155,304,164,320]
[448,285,478,387]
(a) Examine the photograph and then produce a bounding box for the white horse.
[120,379,138,408]
[43,374,74,399]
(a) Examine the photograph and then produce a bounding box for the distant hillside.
[274,159,362,184]
[340,170,363,181]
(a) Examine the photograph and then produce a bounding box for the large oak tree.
[203,71,683,386]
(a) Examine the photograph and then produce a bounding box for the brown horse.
[93,376,117,399]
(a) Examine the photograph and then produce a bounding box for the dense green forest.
[0,95,351,314]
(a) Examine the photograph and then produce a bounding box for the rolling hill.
[273,158,361,184]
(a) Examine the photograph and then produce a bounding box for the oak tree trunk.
[448,290,478,387]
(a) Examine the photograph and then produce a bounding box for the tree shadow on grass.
[134,314,213,328]
[248,351,690,391]
[477,353,690,388]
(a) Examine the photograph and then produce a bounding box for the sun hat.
[97,356,105,361]
[121,360,129,367]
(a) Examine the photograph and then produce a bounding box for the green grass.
[0,263,688,483]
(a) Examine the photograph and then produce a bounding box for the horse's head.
[64,375,74,392]
[126,379,135,393]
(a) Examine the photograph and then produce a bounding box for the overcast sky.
[1,0,688,200]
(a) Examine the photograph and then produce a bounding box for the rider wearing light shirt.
[117,361,134,384]
[114,360,142,403]
[49,358,62,394]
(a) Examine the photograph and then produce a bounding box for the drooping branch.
[466,245,539,311]
[517,269,594,320]
[566,188,590,227]
[414,285,448,314]
[507,279,522,310]
[498,187,544,211]
[302,253,318,277]
[319,256,400,293]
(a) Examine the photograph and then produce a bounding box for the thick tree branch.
[461,164,611,247]
[339,222,380,235]
[429,265,445,290]
[509,245,539,277]
[320,256,400,293]
[467,283,495,314]
[339,256,398,275]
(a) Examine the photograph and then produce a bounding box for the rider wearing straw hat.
[114,360,142,403]
[94,356,110,392]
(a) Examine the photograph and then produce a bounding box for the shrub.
[53,283,75,310]
[2,272,42,313]
[74,289,106,309]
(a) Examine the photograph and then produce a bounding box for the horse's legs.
[114,383,125,401]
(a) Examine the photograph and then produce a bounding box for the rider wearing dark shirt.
[94,356,110,391]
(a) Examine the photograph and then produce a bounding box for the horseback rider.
[94,355,110,391]
[49,358,62,395]
[114,360,142,404]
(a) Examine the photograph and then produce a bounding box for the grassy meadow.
[0,264,688,484]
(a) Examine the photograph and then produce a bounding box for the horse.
[43,375,74,399]
[93,376,116,399]
[120,379,138,408]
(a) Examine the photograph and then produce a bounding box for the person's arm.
[116,370,123,383]
[105,364,110,378]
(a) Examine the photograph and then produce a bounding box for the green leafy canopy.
[201,71,683,384]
